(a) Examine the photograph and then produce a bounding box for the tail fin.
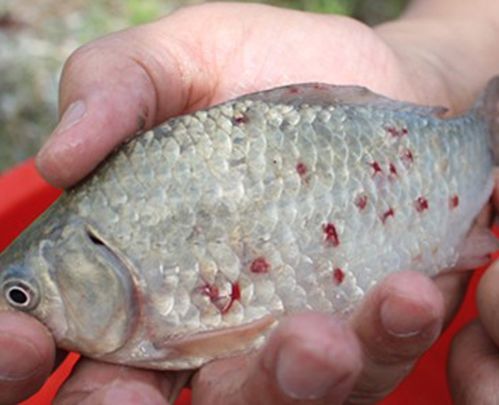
[475,76,499,163]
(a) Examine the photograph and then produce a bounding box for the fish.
[1,78,499,371]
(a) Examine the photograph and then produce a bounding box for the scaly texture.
[0,82,496,369]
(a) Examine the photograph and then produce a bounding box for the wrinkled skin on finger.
[449,320,499,405]
[0,312,55,405]
[447,175,499,405]
[449,263,499,405]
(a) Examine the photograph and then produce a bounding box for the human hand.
[2,2,499,404]
[448,177,499,405]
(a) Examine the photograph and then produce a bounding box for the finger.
[35,10,215,188]
[492,168,499,210]
[349,270,444,402]
[54,359,175,405]
[0,311,55,404]
[448,320,499,405]
[433,271,471,327]
[35,2,410,189]
[476,260,499,346]
[192,313,362,405]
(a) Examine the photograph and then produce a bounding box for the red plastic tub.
[0,160,485,404]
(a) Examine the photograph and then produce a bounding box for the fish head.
[0,199,135,357]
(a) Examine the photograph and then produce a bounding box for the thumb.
[35,15,213,188]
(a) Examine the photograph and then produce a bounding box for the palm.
[169,4,426,110]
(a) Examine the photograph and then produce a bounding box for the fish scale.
[1,80,499,370]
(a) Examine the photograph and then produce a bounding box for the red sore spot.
[289,86,300,94]
[200,284,219,301]
[322,223,340,246]
[233,113,249,125]
[231,282,241,301]
[401,149,414,165]
[250,257,270,274]
[386,126,409,138]
[333,268,345,285]
[370,161,383,175]
[296,162,308,176]
[222,282,241,314]
[355,194,368,210]
[381,207,395,224]
[450,195,459,209]
[389,163,398,177]
[415,197,429,212]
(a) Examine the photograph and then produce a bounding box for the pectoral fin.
[454,226,499,270]
[160,315,276,364]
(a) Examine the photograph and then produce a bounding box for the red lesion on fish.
[200,283,220,302]
[221,282,241,314]
[401,149,414,166]
[355,194,368,210]
[333,268,345,285]
[450,194,459,209]
[250,257,270,274]
[415,196,429,212]
[370,161,383,176]
[389,163,398,177]
[386,126,409,138]
[381,207,395,224]
[296,162,308,177]
[233,113,249,125]
[200,281,242,314]
[323,223,340,246]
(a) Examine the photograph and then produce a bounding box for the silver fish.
[1,79,499,370]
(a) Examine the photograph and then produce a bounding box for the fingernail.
[55,100,86,135]
[38,100,86,157]
[380,294,435,337]
[276,341,343,400]
[85,383,165,405]
[0,333,43,381]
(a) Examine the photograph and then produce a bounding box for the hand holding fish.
[449,183,499,404]
[1,1,499,404]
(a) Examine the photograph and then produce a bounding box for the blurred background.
[0,0,407,172]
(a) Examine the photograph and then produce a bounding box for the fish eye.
[2,280,39,310]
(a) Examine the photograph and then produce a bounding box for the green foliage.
[125,0,163,25]
[301,0,356,15]
[76,2,123,43]
[237,0,357,14]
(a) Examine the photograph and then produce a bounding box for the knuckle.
[61,42,98,80]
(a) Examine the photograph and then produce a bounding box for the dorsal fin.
[241,83,448,118]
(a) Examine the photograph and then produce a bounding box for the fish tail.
[475,76,499,163]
